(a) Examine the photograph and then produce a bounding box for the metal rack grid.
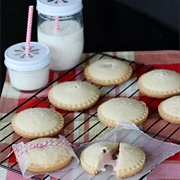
[0,52,180,180]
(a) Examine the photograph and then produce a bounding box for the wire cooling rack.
[0,52,180,180]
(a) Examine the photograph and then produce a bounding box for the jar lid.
[36,0,83,16]
[4,42,50,71]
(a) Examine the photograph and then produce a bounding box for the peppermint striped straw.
[25,5,34,54]
[54,0,60,31]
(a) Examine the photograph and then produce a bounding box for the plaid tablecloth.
[0,51,180,180]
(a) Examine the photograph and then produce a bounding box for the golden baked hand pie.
[84,58,133,86]
[80,141,146,178]
[48,81,100,111]
[12,108,64,139]
[158,95,180,124]
[138,69,180,99]
[17,138,73,174]
[97,97,149,128]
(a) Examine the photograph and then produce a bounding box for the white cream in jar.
[4,42,50,91]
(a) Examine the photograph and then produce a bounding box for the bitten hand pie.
[80,141,146,178]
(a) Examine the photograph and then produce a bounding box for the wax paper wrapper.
[61,121,180,180]
[12,135,79,179]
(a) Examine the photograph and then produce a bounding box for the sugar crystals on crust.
[97,97,149,128]
[80,141,146,178]
[48,81,100,111]
[158,95,180,124]
[84,58,133,86]
[17,138,73,174]
[12,108,64,139]
[138,69,180,99]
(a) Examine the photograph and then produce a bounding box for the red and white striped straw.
[54,16,59,31]
[25,5,34,54]
[54,0,60,31]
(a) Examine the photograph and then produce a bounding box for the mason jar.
[36,0,84,71]
[4,42,50,91]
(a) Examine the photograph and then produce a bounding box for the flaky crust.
[80,141,119,175]
[158,96,180,124]
[27,156,72,174]
[11,108,64,139]
[80,142,146,178]
[17,138,73,174]
[97,98,149,128]
[48,81,100,111]
[115,143,146,178]
[138,69,180,99]
[84,59,133,86]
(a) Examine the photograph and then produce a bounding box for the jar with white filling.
[36,0,84,71]
[4,42,50,91]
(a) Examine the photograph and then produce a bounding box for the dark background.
[1,0,179,94]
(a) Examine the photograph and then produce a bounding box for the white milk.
[38,20,84,71]
[8,66,49,91]
[4,42,50,91]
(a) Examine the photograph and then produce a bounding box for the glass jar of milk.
[4,42,50,91]
[36,0,84,71]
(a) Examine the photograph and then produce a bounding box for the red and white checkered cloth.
[0,51,180,180]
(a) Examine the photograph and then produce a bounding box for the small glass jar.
[36,0,84,71]
[4,42,50,91]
